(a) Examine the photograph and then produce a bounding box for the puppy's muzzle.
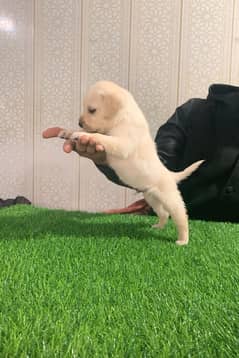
[78,116,84,128]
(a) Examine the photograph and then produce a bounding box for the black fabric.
[96,84,239,222]
[0,196,31,208]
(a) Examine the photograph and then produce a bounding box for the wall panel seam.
[24,0,34,201]
[72,0,82,209]
[177,0,183,106]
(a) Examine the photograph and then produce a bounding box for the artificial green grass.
[0,205,239,357]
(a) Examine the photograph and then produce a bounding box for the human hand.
[103,199,151,215]
[42,127,107,165]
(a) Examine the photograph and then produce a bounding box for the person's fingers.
[87,137,104,153]
[86,146,96,154]
[73,135,105,153]
[79,135,90,145]
[63,140,75,153]
[42,128,105,159]
[96,144,104,152]
[88,137,104,152]
[75,140,87,152]
[42,127,63,138]
[89,138,95,146]
[86,140,96,154]
[78,144,87,152]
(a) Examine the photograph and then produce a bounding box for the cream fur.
[59,81,204,245]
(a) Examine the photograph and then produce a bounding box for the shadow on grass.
[0,206,173,244]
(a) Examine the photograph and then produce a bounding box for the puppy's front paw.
[70,131,88,141]
[58,129,74,139]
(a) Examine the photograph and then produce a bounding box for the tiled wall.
[1,0,238,211]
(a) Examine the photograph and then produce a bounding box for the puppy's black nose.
[78,116,83,127]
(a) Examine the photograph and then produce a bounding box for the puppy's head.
[79,81,124,134]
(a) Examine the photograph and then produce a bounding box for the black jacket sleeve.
[95,164,129,188]
[154,102,190,170]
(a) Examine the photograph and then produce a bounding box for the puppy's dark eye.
[88,107,96,114]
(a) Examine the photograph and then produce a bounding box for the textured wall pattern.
[179,0,234,103]
[79,0,131,211]
[34,0,81,209]
[1,0,239,210]
[0,0,33,199]
[130,0,181,136]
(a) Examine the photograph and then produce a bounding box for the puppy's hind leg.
[151,204,169,229]
[144,187,189,245]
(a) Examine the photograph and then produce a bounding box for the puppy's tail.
[172,160,205,184]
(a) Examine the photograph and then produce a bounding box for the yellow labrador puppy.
[59,81,204,245]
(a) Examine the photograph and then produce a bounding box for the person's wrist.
[93,156,107,165]
[94,158,107,165]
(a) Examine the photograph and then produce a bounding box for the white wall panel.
[126,0,182,205]
[0,0,33,200]
[231,0,239,84]
[179,0,234,104]
[79,0,131,212]
[129,0,181,136]
[34,0,82,209]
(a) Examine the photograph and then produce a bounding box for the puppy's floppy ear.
[100,91,122,118]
